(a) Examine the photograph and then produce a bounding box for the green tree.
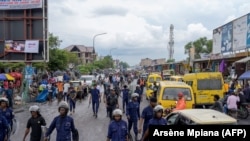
[49,33,62,49]
[119,61,129,69]
[184,37,212,59]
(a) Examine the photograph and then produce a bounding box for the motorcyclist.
[173,92,186,111]
[126,93,140,141]
[152,81,158,98]
[141,105,167,141]
[106,109,128,141]
[44,101,76,141]
[23,105,46,141]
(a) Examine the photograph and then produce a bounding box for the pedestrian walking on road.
[126,93,140,141]
[122,85,129,113]
[23,105,46,141]
[0,112,9,141]
[138,97,157,138]
[134,85,143,114]
[141,105,167,141]
[89,84,101,118]
[0,97,14,131]
[106,109,128,141]
[106,89,119,121]
[69,87,77,115]
[63,81,70,102]
[44,101,76,141]
[104,84,111,117]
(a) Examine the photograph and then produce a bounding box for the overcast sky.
[48,0,250,66]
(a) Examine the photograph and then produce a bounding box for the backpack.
[107,95,117,106]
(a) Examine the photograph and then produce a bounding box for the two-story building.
[64,45,96,64]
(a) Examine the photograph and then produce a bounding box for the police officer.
[106,109,128,141]
[0,98,14,132]
[23,105,46,141]
[122,85,129,113]
[44,101,76,141]
[138,97,157,137]
[134,85,142,114]
[126,93,140,141]
[0,112,9,141]
[106,89,119,121]
[104,84,111,117]
[141,105,167,141]
[89,84,101,118]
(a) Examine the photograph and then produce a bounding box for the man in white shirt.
[63,81,70,102]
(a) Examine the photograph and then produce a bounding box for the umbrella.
[0,74,7,81]
[5,74,15,80]
[9,72,18,78]
[0,74,15,81]
[53,70,64,76]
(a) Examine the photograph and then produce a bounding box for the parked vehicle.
[145,73,162,99]
[183,72,224,108]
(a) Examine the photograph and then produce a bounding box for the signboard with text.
[0,0,42,10]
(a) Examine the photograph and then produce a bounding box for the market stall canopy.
[238,71,250,80]
[0,74,15,81]
[234,56,250,63]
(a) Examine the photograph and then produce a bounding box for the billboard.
[5,40,25,53]
[233,15,248,50]
[247,14,250,48]
[221,22,233,53]
[212,27,222,54]
[0,0,48,62]
[0,0,42,10]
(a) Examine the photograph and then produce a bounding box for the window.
[149,77,154,83]
[178,78,183,82]
[197,79,222,90]
[156,77,162,82]
[186,81,193,87]
[167,114,179,125]
[80,77,93,81]
[162,87,192,101]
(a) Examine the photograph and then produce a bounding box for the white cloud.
[48,0,250,65]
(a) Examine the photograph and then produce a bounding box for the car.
[166,109,237,125]
[79,75,95,86]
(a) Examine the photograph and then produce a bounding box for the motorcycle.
[237,103,249,119]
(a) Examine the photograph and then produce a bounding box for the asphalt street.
[11,80,250,141]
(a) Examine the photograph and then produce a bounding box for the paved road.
[11,80,250,141]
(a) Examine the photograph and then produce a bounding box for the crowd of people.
[3,71,249,141]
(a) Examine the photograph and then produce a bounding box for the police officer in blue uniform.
[107,109,128,141]
[138,97,157,137]
[89,84,101,118]
[126,93,140,141]
[0,98,14,131]
[122,85,129,113]
[0,112,9,141]
[141,105,167,141]
[134,85,142,114]
[44,101,76,141]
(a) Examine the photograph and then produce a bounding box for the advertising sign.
[0,0,42,10]
[212,28,222,54]
[24,40,39,53]
[5,40,39,53]
[221,22,233,53]
[233,15,248,50]
[5,40,25,53]
[247,14,250,48]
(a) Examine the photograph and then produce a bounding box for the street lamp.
[109,48,117,56]
[93,32,107,52]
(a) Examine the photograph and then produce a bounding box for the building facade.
[64,45,96,64]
